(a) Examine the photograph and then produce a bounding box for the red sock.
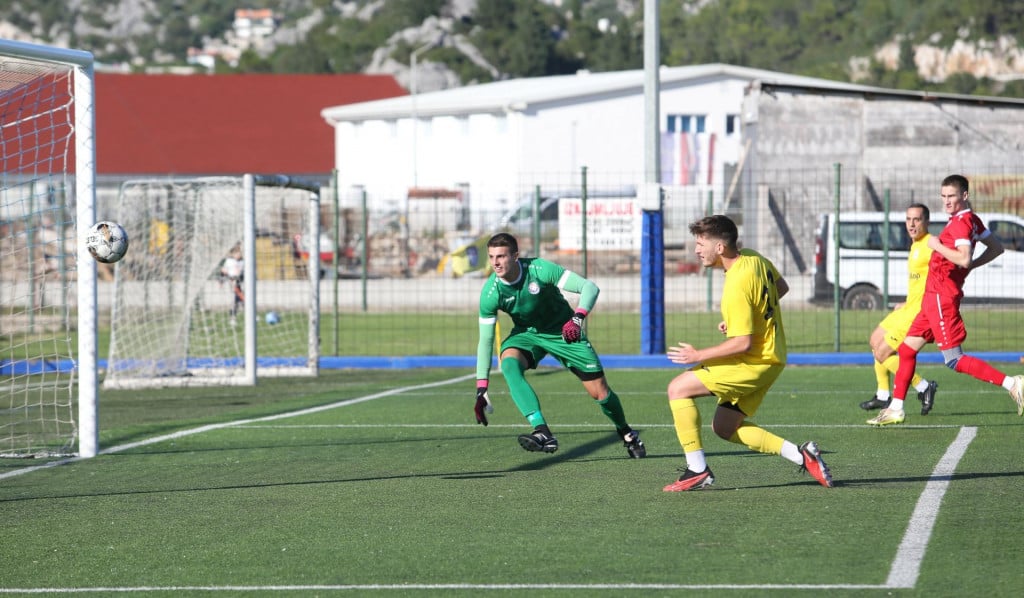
[892,343,918,401]
[954,354,1006,386]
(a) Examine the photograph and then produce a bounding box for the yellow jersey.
[905,234,933,309]
[721,249,786,365]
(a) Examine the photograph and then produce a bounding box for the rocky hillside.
[2,0,1023,96]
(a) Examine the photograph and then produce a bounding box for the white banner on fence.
[558,197,641,251]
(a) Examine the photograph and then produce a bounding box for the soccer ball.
[85,221,130,264]
[265,311,280,325]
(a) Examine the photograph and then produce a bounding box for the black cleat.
[918,381,938,415]
[860,396,890,410]
[618,429,646,458]
[518,429,559,453]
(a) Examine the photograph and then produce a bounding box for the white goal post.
[0,39,98,458]
[101,175,322,389]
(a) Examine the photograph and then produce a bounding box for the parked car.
[811,211,1024,309]
[495,196,561,241]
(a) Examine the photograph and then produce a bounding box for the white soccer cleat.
[1009,375,1024,417]
[867,407,906,426]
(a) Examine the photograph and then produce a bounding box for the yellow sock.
[670,398,702,453]
[883,354,922,388]
[728,421,784,455]
[874,359,890,393]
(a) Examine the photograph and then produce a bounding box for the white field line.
[0,582,892,593]
[885,425,977,588]
[0,407,976,593]
[0,374,474,482]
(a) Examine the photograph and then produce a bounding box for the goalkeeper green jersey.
[478,257,574,334]
[476,257,599,380]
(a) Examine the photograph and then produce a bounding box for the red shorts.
[907,292,967,350]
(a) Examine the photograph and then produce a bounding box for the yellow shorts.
[879,306,918,351]
[693,361,785,417]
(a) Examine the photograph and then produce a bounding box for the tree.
[162,7,198,60]
[506,2,556,77]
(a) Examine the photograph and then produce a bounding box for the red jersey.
[925,209,990,297]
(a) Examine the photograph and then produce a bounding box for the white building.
[319,63,866,230]
[233,9,278,40]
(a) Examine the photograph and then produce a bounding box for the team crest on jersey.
[528,282,541,294]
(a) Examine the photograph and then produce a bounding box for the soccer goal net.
[101,175,322,389]
[0,40,97,458]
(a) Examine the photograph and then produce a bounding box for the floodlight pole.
[410,38,441,189]
[640,0,665,355]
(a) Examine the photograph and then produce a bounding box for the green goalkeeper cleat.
[518,429,559,453]
[619,428,647,458]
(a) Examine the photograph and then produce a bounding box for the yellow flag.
[149,218,170,254]
[445,234,492,277]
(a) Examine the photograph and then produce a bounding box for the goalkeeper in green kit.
[473,232,646,457]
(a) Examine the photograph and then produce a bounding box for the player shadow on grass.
[499,431,648,472]
[737,470,1024,491]
[12,449,1022,502]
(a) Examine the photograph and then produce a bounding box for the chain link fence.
[300,165,1024,358]
[52,166,1021,360]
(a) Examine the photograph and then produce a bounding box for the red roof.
[95,73,406,175]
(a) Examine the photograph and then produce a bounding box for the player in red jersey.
[868,174,1024,426]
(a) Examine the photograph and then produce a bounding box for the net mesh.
[0,52,78,457]
[103,177,316,388]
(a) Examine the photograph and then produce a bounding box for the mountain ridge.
[2,1,1022,96]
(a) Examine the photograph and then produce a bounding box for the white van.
[496,196,561,241]
[811,211,1024,309]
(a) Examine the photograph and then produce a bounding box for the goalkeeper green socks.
[500,357,546,427]
[597,390,629,429]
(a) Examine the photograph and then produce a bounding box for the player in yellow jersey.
[861,204,939,415]
[663,215,833,491]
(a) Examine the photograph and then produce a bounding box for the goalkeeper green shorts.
[501,329,603,375]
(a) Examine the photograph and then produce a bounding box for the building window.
[726,114,738,135]
[666,114,706,134]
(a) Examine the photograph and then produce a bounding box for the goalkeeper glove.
[474,382,493,426]
[561,309,587,343]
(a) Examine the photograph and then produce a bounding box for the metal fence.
[70,166,1024,359]
[296,165,1024,358]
